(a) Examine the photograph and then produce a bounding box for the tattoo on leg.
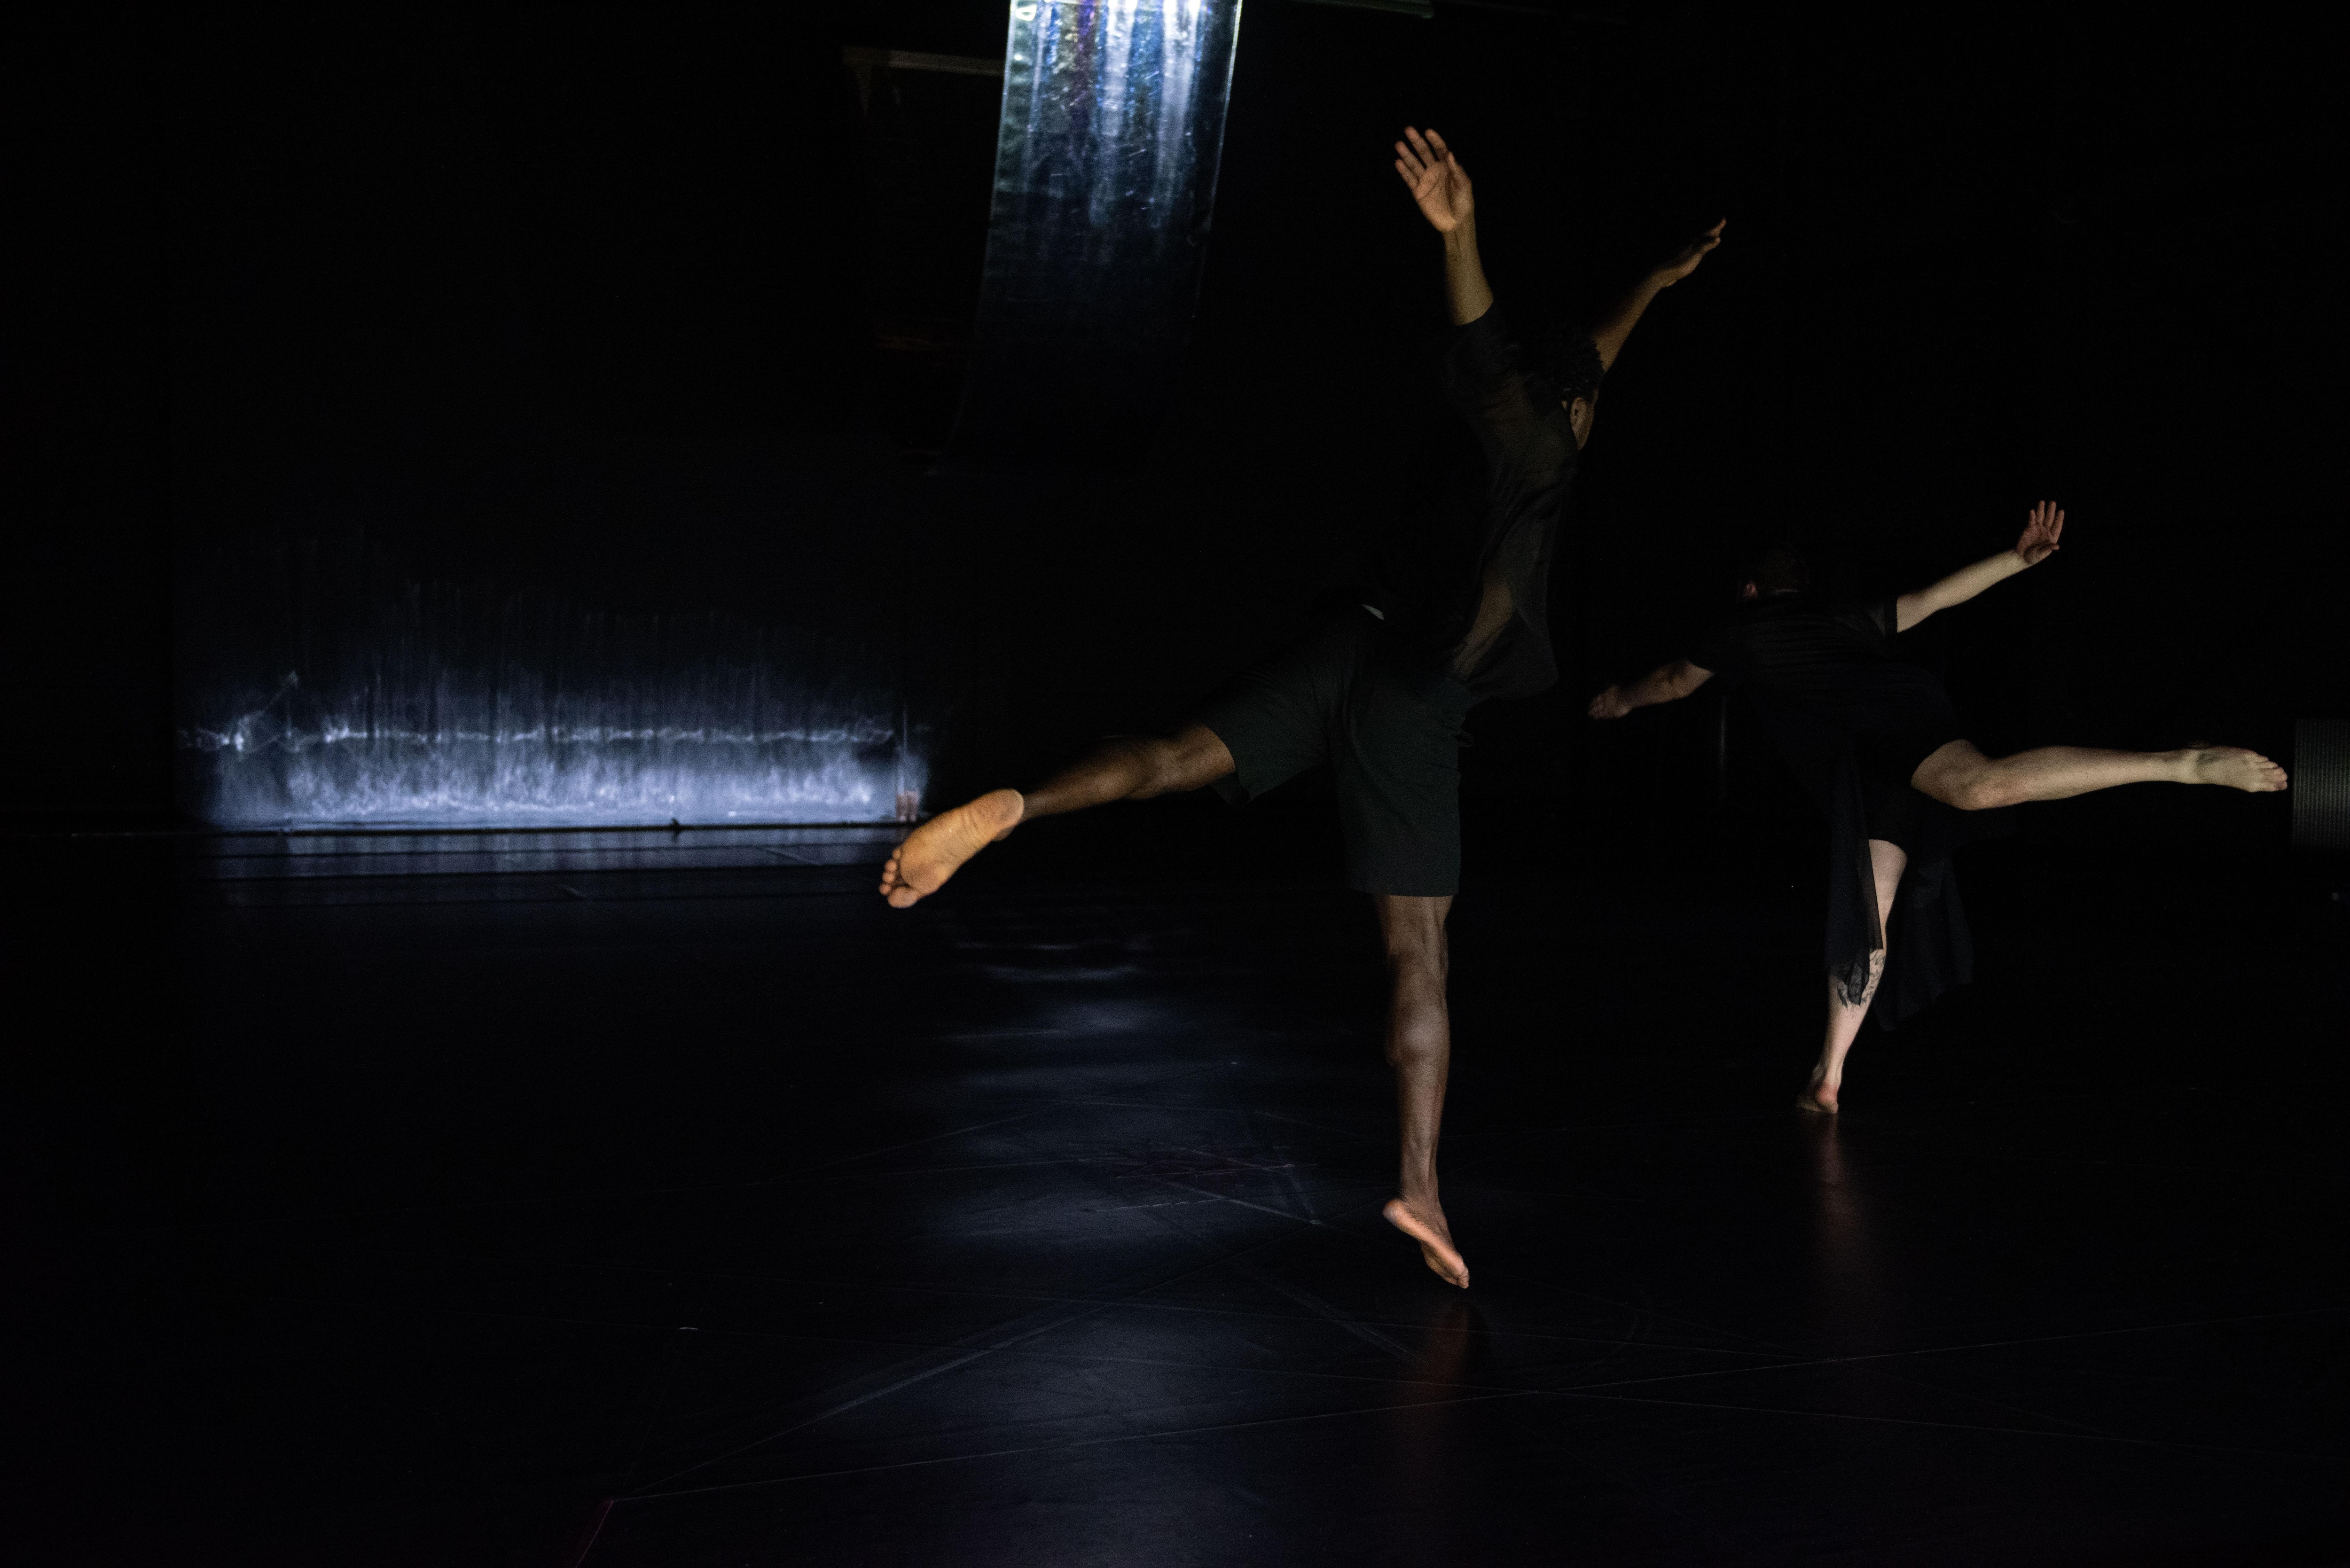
[1832,948,1887,1009]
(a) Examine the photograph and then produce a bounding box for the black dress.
[1688,594,1986,1027]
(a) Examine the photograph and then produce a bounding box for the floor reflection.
[1806,1117,1889,1361]
[51,834,2338,1563]
[1384,1296,1483,1559]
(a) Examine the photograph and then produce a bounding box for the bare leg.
[877,724,1235,908]
[1912,739,2287,811]
[1798,838,1907,1115]
[1375,894,1470,1288]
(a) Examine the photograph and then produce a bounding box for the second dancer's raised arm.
[1895,501,2066,632]
[1394,126,1493,325]
[1588,658,1714,719]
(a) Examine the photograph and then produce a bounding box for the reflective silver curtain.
[952,0,1245,466]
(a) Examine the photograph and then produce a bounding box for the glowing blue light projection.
[181,584,917,828]
[953,0,1244,464]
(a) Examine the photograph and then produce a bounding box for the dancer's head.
[1534,324,1604,450]
[1735,545,1810,601]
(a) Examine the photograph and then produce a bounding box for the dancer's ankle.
[1396,1185,1439,1211]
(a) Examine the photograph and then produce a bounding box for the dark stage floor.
[13,806,2346,1565]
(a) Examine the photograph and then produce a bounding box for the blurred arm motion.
[1587,657,1714,720]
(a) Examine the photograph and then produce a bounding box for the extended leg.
[1374,893,1470,1288]
[878,724,1235,907]
[1798,838,1907,1115]
[1912,739,2286,811]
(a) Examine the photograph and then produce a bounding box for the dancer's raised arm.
[1587,221,1726,372]
[1588,658,1714,719]
[1895,501,2065,632]
[1394,126,1492,325]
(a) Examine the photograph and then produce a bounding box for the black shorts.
[1850,667,1966,853]
[1193,609,1474,897]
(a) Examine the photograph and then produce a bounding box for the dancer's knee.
[1953,774,2021,811]
[1920,768,2008,811]
[1913,740,2003,811]
[1382,928,1448,984]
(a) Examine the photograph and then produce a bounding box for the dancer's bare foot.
[877,789,1024,908]
[1383,1196,1470,1289]
[2180,746,2288,793]
[1795,1063,1839,1115]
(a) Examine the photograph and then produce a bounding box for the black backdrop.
[10,3,2338,843]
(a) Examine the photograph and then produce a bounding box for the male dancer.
[1589,503,2287,1113]
[880,128,1724,1287]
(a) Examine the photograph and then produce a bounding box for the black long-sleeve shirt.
[1365,305,1579,703]
[1688,596,1904,704]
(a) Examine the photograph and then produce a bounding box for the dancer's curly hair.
[1531,320,1605,405]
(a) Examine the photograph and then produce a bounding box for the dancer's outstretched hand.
[1588,685,1632,720]
[2015,500,2065,566]
[1653,220,1726,285]
[1394,127,1473,234]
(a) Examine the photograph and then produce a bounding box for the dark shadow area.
[9,2,2346,1563]
[15,4,2341,832]
[9,812,2345,1563]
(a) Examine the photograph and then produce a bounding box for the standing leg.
[1798,838,1908,1114]
[1375,893,1470,1288]
[1912,739,2286,810]
[878,724,1235,907]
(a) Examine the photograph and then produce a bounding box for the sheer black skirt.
[1751,667,1985,1028]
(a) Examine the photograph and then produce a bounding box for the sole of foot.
[2185,745,2288,793]
[877,789,1024,908]
[1383,1198,1470,1289]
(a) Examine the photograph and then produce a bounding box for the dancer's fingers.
[1424,127,1452,159]
[1394,141,1423,176]
[1403,125,1434,162]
